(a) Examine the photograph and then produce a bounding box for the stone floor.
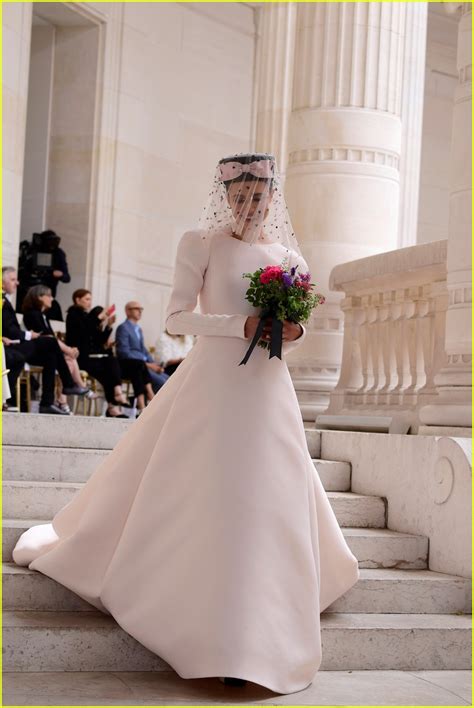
[2,670,471,706]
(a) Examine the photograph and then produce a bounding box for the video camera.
[18,230,61,283]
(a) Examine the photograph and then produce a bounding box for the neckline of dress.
[224,229,272,247]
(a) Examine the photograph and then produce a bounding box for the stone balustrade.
[324,240,448,432]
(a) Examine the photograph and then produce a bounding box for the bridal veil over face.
[197,152,303,256]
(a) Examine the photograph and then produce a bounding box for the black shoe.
[112,399,133,408]
[39,404,70,416]
[219,677,247,687]
[105,410,128,418]
[62,386,90,396]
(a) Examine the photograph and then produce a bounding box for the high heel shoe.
[219,677,247,687]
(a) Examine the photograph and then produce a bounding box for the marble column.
[419,2,472,434]
[398,2,428,248]
[254,3,297,180]
[2,2,33,269]
[283,3,427,419]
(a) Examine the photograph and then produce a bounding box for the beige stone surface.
[320,430,472,578]
[2,478,386,527]
[2,669,471,705]
[3,610,471,672]
[418,5,459,246]
[5,562,470,615]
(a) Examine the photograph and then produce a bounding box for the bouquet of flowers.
[239,257,325,365]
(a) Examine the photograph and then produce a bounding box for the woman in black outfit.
[22,284,90,414]
[65,289,130,418]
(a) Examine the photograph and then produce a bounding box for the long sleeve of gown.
[165,231,248,338]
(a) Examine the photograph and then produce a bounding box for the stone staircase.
[2,413,471,674]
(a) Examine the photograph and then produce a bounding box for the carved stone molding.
[288,147,399,170]
[432,456,455,505]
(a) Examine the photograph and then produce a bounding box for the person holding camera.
[17,229,70,320]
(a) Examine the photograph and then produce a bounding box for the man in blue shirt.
[116,302,169,410]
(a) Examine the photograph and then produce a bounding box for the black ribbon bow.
[239,309,283,366]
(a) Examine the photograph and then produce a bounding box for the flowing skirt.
[13,336,359,694]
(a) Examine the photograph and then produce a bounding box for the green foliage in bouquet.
[242,257,325,350]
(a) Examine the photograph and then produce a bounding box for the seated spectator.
[155,328,195,376]
[116,302,169,410]
[22,284,96,414]
[66,290,131,418]
[2,267,89,414]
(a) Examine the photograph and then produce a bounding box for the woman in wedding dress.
[12,152,359,695]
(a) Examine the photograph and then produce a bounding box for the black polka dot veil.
[196,152,303,258]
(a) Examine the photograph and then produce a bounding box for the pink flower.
[294,278,311,291]
[260,266,283,284]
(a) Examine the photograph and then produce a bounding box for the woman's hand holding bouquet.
[244,316,302,344]
[239,258,325,365]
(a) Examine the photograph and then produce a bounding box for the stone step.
[2,413,132,450]
[305,428,320,457]
[2,520,428,569]
[3,481,386,528]
[343,527,428,569]
[4,563,469,614]
[3,520,51,563]
[2,669,472,707]
[3,414,321,456]
[325,568,471,614]
[3,446,109,483]
[2,563,94,612]
[3,610,470,672]
[3,481,83,520]
[313,459,351,492]
[4,445,351,492]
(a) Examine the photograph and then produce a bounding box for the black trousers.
[164,362,181,377]
[80,355,122,404]
[9,336,75,406]
[119,358,152,397]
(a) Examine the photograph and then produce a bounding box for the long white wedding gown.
[12,226,360,694]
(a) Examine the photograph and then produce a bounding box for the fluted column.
[398,3,428,247]
[254,3,297,180]
[419,2,472,434]
[284,3,420,419]
[2,2,33,268]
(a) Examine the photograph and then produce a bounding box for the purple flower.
[282,272,293,288]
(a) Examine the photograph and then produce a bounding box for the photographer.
[17,229,71,320]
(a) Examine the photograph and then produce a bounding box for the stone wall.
[3,2,256,345]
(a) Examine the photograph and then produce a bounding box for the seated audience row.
[2,267,89,414]
[2,266,189,416]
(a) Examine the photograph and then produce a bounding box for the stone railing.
[323,240,448,433]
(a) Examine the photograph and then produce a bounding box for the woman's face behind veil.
[226,179,274,237]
